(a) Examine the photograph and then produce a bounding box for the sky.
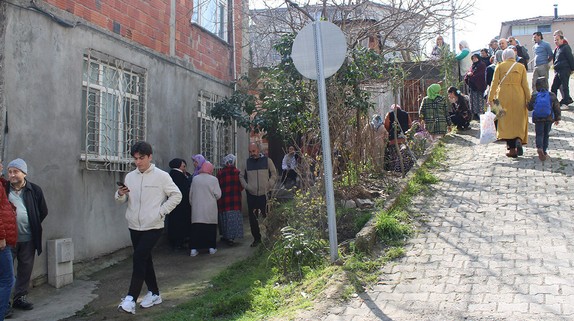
[249,0,574,53]
[453,0,574,51]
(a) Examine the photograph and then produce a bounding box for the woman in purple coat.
[465,53,487,119]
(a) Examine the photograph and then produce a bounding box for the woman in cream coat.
[189,161,221,256]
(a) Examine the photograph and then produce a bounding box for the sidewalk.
[318,102,574,320]
[9,226,256,321]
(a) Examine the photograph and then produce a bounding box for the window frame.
[81,49,147,172]
[191,0,229,41]
[197,90,236,169]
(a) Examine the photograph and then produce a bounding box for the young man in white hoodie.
[115,141,182,314]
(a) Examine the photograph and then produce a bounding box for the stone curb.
[354,138,442,253]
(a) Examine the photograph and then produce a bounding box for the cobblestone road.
[323,106,574,321]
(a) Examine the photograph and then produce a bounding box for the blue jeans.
[0,246,15,320]
[535,121,553,153]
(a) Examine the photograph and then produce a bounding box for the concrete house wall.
[0,0,249,282]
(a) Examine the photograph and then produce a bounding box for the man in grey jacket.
[115,141,182,314]
[239,143,277,247]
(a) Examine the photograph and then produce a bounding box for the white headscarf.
[222,154,236,166]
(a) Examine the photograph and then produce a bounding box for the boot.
[516,139,523,156]
[537,148,546,161]
[506,148,518,158]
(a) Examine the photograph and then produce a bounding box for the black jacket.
[4,180,48,255]
[553,43,574,71]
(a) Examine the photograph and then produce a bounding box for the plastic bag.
[479,107,497,144]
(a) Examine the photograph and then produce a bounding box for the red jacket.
[216,166,243,212]
[0,178,17,247]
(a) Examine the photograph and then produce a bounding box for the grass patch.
[156,249,339,321]
[153,140,448,320]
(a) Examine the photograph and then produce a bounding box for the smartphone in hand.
[116,181,126,188]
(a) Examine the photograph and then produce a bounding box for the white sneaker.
[140,291,162,308]
[190,249,198,257]
[118,295,135,314]
[209,248,217,254]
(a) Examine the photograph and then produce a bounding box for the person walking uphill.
[115,142,182,314]
[551,34,574,106]
[4,158,48,313]
[528,77,561,161]
[0,162,17,321]
[487,48,531,158]
[240,143,277,247]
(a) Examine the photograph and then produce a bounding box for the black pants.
[128,228,162,300]
[281,169,297,186]
[246,193,267,242]
[551,68,572,103]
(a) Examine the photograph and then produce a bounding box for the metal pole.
[451,0,456,52]
[313,20,338,262]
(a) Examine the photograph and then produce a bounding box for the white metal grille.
[81,49,147,172]
[197,91,236,168]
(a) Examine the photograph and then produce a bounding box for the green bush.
[268,226,329,281]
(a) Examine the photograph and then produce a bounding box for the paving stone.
[319,98,574,319]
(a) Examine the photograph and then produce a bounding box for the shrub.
[268,226,329,281]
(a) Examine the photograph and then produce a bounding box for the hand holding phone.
[116,181,129,196]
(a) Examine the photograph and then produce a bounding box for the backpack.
[533,91,552,118]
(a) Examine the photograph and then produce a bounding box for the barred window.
[197,91,236,168]
[192,0,228,41]
[81,50,147,172]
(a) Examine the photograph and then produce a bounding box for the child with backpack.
[527,77,561,161]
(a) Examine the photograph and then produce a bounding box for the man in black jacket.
[551,34,574,106]
[5,159,48,311]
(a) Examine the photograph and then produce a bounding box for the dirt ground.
[60,230,256,321]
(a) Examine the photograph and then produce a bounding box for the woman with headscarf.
[419,83,451,139]
[487,48,531,158]
[191,154,205,177]
[216,154,244,246]
[465,53,487,119]
[447,86,472,130]
[189,161,221,256]
[456,40,472,79]
[167,158,192,250]
[384,104,414,172]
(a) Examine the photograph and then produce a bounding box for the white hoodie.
[115,164,182,231]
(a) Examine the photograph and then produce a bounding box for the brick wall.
[44,0,244,82]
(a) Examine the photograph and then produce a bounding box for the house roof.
[501,15,574,26]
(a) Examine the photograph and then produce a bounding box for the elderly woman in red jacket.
[216,154,244,246]
[0,163,17,319]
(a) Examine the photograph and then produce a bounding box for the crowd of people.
[112,141,277,315]
[423,29,572,160]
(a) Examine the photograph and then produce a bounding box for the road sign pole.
[313,21,338,262]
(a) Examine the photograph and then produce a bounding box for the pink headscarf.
[389,104,401,111]
[199,161,214,175]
